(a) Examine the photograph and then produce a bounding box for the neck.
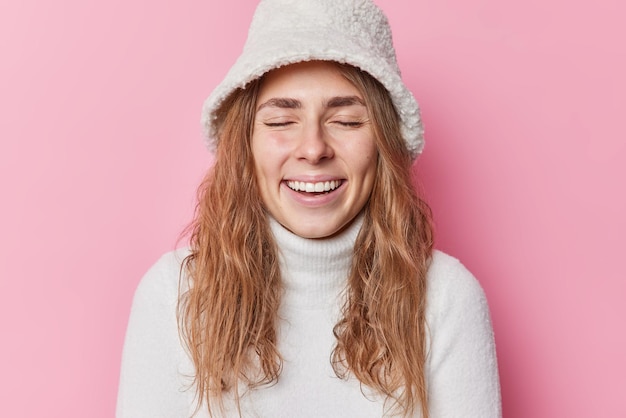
[269,214,364,309]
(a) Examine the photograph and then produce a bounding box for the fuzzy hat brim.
[201,0,424,159]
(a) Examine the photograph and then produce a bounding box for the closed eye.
[337,121,364,127]
[264,121,295,127]
[332,120,365,128]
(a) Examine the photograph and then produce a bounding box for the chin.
[284,218,352,239]
[290,226,337,239]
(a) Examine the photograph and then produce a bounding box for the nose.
[294,122,334,164]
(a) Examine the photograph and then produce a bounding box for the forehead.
[257,61,362,100]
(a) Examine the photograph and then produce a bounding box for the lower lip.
[281,181,345,207]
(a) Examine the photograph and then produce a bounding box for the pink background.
[1,0,624,416]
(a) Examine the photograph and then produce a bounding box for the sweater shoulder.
[424,251,501,417]
[426,250,490,317]
[133,248,191,306]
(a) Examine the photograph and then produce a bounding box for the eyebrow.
[257,98,301,111]
[256,95,366,111]
[326,95,365,108]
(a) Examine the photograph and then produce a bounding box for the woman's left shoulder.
[425,250,491,316]
[424,251,502,417]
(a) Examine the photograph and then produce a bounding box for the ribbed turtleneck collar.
[269,215,363,309]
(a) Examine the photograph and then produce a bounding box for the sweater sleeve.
[425,251,502,418]
[116,250,195,418]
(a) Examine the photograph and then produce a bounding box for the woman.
[117,1,501,417]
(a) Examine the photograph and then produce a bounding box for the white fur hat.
[201,0,424,159]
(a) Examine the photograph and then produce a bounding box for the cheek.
[251,134,284,187]
[252,158,274,210]
[358,147,379,196]
[252,132,293,170]
[352,139,378,177]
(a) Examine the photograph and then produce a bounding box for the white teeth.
[287,180,341,193]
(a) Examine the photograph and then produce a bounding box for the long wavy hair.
[178,62,434,417]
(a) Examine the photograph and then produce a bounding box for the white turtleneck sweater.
[117,217,501,417]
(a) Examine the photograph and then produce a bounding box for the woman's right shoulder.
[133,248,192,305]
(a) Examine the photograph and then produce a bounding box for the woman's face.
[251,61,378,239]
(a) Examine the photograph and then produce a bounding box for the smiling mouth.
[286,180,343,194]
